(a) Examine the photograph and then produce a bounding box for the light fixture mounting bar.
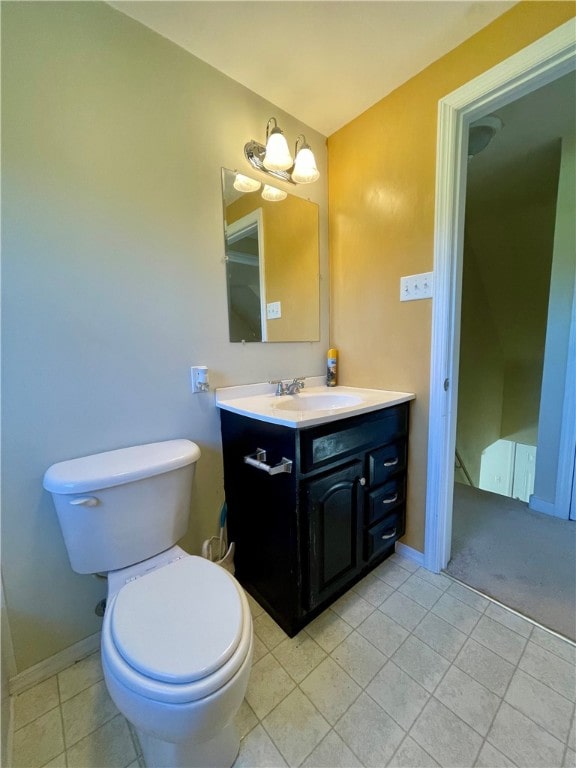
[244,140,296,185]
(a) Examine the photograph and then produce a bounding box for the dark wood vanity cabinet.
[219,402,409,636]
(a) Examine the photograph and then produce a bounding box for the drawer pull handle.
[381,528,397,540]
[383,457,399,467]
[244,448,293,475]
[382,494,398,505]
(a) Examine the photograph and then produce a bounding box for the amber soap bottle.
[326,348,338,387]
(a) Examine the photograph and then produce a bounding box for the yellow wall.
[328,1,575,551]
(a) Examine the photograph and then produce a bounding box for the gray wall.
[1,2,328,673]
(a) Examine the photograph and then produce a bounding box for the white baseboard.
[395,542,425,567]
[9,632,101,696]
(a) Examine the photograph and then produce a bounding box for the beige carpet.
[446,483,576,641]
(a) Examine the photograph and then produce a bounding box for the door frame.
[424,19,576,572]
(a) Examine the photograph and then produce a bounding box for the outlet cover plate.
[267,301,282,319]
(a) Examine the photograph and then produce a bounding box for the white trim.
[555,267,576,518]
[395,542,425,567]
[9,631,101,696]
[529,494,561,518]
[425,20,576,573]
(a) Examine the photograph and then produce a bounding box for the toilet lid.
[110,557,244,685]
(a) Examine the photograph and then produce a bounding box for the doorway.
[424,20,576,575]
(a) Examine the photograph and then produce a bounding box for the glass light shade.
[233,173,261,193]
[261,184,287,202]
[292,147,320,184]
[263,131,293,171]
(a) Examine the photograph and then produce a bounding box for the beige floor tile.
[301,730,363,768]
[474,741,516,767]
[453,637,515,696]
[414,567,452,592]
[388,552,420,574]
[14,676,60,730]
[471,615,528,665]
[391,635,450,693]
[305,609,353,653]
[431,593,482,635]
[372,560,412,589]
[505,668,574,742]
[39,753,67,768]
[253,611,289,650]
[262,688,330,767]
[245,653,295,720]
[330,630,386,687]
[272,633,326,683]
[334,691,404,767]
[398,575,443,609]
[357,609,408,657]
[445,581,490,612]
[410,698,482,767]
[412,613,467,662]
[564,746,576,768]
[485,602,534,638]
[66,714,136,768]
[569,714,576,750]
[388,736,440,767]
[519,641,576,701]
[61,679,119,748]
[487,702,565,767]
[366,661,429,730]
[13,707,65,768]
[330,590,375,628]
[58,652,103,702]
[379,591,428,631]
[300,657,361,725]
[530,626,576,664]
[251,633,269,664]
[245,592,265,619]
[234,724,288,768]
[236,699,259,739]
[434,666,501,736]
[351,572,395,607]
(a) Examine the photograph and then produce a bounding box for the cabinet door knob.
[383,457,399,467]
[359,477,366,486]
[381,528,397,540]
[382,493,398,505]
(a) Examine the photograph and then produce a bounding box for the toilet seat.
[102,556,252,704]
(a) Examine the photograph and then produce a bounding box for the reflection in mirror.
[221,168,320,342]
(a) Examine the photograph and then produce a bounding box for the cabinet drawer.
[364,509,405,560]
[366,477,405,525]
[368,440,406,486]
[302,403,408,473]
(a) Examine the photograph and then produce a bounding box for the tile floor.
[10,553,576,768]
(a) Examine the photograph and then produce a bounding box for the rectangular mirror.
[221,168,320,342]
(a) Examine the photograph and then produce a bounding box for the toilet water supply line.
[202,503,235,571]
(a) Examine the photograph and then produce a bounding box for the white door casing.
[424,19,576,572]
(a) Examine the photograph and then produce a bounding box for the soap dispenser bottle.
[326,348,338,387]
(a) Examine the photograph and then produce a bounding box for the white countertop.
[215,377,415,428]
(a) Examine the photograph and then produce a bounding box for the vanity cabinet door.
[304,460,364,610]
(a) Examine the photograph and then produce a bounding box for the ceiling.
[108,0,517,136]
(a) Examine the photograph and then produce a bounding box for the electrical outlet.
[267,301,282,319]
[400,272,433,302]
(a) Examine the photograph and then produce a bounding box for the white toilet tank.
[43,440,201,574]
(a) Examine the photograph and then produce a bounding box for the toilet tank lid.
[43,440,201,494]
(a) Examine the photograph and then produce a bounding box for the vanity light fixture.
[261,184,287,202]
[233,173,261,193]
[244,117,320,186]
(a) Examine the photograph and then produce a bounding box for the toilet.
[43,439,253,768]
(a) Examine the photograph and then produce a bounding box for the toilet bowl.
[43,440,253,768]
[102,549,253,768]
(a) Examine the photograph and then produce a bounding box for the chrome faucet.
[270,378,306,396]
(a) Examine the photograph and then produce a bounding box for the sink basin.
[215,377,415,428]
[272,393,362,412]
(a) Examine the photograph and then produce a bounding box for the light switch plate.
[267,301,282,319]
[400,272,433,302]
